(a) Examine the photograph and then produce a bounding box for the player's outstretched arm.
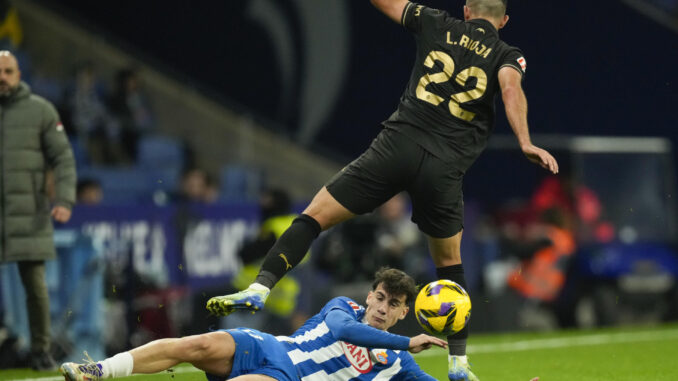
[498,66,559,174]
[326,309,412,350]
[370,0,409,24]
[408,333,448,353]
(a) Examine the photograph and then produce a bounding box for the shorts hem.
[415,221,464,239]
[326,177,369,215]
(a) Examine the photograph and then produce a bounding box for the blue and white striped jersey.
[276,297,436,380]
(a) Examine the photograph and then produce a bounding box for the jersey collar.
[467,18,499,37]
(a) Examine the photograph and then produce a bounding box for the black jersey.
[383,2,526,171]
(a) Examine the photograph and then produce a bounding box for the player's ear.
[399,306,409,320]
[463,5,471,21]
[366,291,373,305]
[498,14,509,29]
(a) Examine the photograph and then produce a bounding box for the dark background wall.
[43,0,678,161]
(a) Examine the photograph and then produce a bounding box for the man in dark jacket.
[0,50,76,370]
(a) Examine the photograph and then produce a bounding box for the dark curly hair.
[372,267,418,304]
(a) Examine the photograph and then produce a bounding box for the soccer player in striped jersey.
[60,268,447,381]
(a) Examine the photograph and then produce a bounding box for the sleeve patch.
[56,122,64,132]
[517,56,527,72]
[346,300,362,315]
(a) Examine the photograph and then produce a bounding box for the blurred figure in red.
[531,175,614,244]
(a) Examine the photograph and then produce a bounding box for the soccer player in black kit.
[208,1,558,379]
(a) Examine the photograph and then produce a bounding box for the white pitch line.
[3,365,201,381]
[415,328,678,358]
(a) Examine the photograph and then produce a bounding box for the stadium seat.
[219,164,265,202]
[78,166,152,204]
[69,137,90,167]
[137,135,185,170]
[146,167,181,193]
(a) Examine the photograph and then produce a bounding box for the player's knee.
[302,188,354,229]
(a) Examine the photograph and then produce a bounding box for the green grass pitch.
[2,323,677,380]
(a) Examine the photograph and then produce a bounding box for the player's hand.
[521,144,559,174]
[408,334,447,353]
[51,206,72,223]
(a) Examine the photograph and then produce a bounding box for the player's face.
[0,54,20,97]
[364,284,409,331]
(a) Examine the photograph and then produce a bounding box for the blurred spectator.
[109,67,155,162]
[315,193,430,284]
[530,175,614,243]
[173,167,217,204]
[507,207,577,303]
[314,213,380,283]
[485,175,589,329]
[65,62,120,164]
[374,193,432,284]
[239,189,294,263]
[228,188,309,334]
[203,171,220,204]
[499,207,577,330]
[76,179,103,205]
[48,177,105,362]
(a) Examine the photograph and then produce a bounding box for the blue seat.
[69,137,90,167]
[78,166,152,204]
[145,167,181,193]
[219,165,265,202]
[137,135,184,170]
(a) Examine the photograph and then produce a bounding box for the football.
[414,279,472,336]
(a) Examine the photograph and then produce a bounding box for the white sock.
[249,283,270,292]
[99,352,134,378]
[449,354,468,365]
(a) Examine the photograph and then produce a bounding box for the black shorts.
[326,128,464,238]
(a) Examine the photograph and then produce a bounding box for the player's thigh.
[408,155,464,239]
[190,331,235,377]
[326,129,419,215]
[213,329,297,381]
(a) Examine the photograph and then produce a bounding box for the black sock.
[437,264,469,356]
[255,214,321,289]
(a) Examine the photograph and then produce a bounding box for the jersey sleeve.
[323,297,410,350]
[324,296,364,317]
[500,48,527,77]
[401,2,454,35]
[397,353,438,380]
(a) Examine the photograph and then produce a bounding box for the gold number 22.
[415,50,487,121]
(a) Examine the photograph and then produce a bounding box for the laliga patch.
[56,122,64,131]
[340,341,373,373]
[517,57,527,72]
